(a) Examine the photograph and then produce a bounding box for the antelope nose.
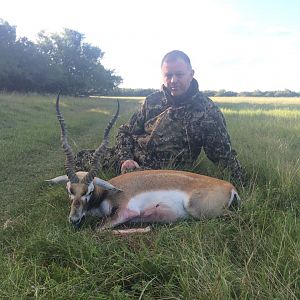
[70,216,85,229]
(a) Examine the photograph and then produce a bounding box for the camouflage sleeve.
[114,101,146,164]
[202,105,244,183]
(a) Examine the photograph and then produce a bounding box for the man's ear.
[45,175,69,184]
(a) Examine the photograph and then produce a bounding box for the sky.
[1,0,300,91]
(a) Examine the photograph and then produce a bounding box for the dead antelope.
[47,93,241,231]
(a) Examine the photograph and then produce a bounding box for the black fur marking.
[87,190,108,211]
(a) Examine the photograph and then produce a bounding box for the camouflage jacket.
[114,79,243,181]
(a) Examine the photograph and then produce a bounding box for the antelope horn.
[83,100,120,185]
[56,91,79,183]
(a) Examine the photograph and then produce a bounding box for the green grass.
[0,92,299,299]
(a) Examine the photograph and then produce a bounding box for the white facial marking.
[84,195,91,202]
[66,183,74,200]
[66,182,71,191]
[80,183,94,202]
[66,182,94,202]
[87,182,94,195]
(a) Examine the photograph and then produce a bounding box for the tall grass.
[0,93,299,299]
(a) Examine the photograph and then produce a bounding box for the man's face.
[161,58,194,97]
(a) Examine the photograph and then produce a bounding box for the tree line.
[111,88,300,97]
[202,89,300,97]
[0,19,122,95]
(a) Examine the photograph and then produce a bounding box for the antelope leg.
[96,208,140,231]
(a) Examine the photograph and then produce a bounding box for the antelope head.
[47,92,122,228]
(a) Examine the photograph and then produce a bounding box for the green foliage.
[0,20,122,95]
[0,94,299,299]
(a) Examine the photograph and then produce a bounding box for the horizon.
[2,0,300,92]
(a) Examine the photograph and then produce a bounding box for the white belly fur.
[126,190,190,222]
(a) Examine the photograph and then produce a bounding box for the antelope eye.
[80,196,88,204]
[85,187,94,198]
[85,193,92,201]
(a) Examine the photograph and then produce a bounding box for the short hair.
[161,50,192,68]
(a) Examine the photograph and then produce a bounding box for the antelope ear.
[93,177,122,193]
[46,175,69,184]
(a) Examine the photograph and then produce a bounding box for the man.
[75,50,243,183]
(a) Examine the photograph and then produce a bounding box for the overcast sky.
[2,0,300,91]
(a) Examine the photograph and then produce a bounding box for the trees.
[214,89,238,97]
[0,20,122,95]
[0,19,18,91]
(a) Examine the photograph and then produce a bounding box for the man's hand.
[120,160,140,174]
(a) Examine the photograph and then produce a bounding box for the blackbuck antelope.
[47,94,241,231]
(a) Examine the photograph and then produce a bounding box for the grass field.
[0,92,299,299]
